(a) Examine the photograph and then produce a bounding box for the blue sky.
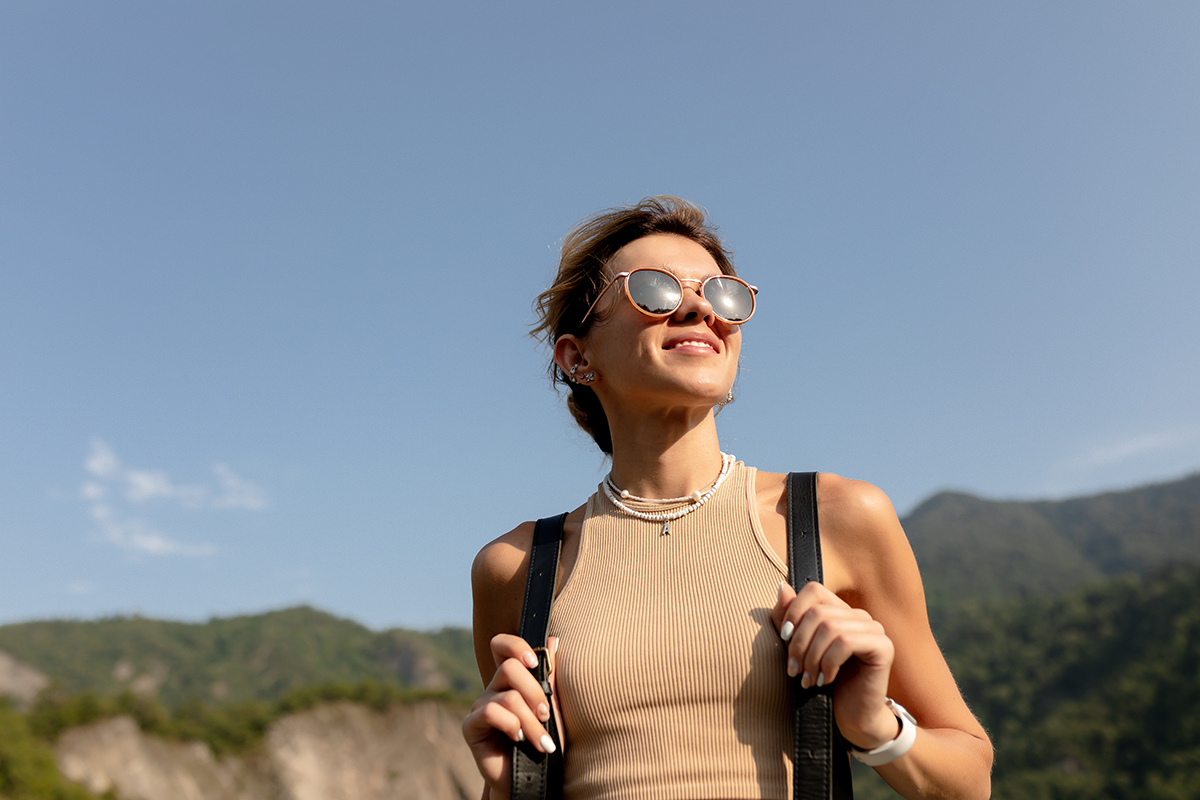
[2,2,1197,631]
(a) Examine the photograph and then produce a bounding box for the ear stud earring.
[569,365,596,385]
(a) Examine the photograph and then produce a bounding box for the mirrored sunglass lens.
[627,270,682,315]
[705,278,754,322]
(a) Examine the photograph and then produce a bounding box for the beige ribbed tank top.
[548,462,794,800]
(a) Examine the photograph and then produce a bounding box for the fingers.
[775,581,889,688]
[770,580,797,635]
[465,635,562,798]
[467,684,556,753]
[481,634,558,754]
[773,580,849,639]
[480,658,557,752]
[490,633,540,671]
[792,610,888,687]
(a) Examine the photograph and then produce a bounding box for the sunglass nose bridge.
[674,278,713,314]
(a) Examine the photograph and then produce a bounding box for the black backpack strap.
[787,472,854,800]
[511,512,567,800]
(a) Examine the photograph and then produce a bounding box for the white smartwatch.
[849,697,917,766]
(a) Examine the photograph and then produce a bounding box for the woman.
[462,197,992,800]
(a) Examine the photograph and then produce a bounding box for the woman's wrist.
[843,701,902,751]
[848,698,918,766]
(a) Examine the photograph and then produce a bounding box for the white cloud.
[124,468,209,507]
[1064,426,1200,471]
[79,439,268,557]
[81,481,107,501]
[85,438,121,479]
[211,463,268,510]
[124,469,179,503]
[1040,424,1200,498]
[92,510,217,557]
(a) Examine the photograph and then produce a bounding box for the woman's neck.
[605,413,727,500]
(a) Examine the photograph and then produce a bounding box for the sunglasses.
[580,267,758,328]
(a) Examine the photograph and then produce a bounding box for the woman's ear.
[553,334,588,377]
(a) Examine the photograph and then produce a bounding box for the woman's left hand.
[771,580,901,751]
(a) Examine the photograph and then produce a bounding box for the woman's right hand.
[462,634,559,800]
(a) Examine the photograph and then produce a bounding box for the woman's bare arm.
[462,523,558,800]
[771,473,993,800]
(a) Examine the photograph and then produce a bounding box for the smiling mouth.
[666,340,717,352]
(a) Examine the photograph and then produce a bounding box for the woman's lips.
[664,336,719,353]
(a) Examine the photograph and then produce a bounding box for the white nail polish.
[778,580,788,600]
[540,734,557,754]
[816,671,826,687]
[780,621,794,641]
[517,729,525,742]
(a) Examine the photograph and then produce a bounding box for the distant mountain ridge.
[0,606,479,709]
[2,471,1197,710]
[902,471,1200,610]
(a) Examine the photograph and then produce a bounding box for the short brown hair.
[531,196,737,454]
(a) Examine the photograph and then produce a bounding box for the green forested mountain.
[939,563,1200,800]
[0,607,480,799]
[903,472,1200,611]
[9,567,1200,800]
[0,606,479,709]
[847,563,1200,800]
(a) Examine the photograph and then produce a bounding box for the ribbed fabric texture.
[549,463,794,800]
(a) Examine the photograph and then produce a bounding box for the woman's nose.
[672,281,716,323]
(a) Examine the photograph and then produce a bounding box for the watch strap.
[849,698,917,766]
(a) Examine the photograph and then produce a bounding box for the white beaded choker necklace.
[602,452,736,536]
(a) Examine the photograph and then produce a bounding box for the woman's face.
[566,233,743,414]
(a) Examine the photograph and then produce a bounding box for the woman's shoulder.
[755,469,913,597]
[471,521,537,603]
[817,473,921,607]
[471,505,589,632]
[812,472,910,558]
[753,469,900,531]
[470,521,539,664]
[816,472,899,526]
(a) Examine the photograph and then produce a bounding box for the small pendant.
[661,520,671,536]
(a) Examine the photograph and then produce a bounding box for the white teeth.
[671,340,715,350]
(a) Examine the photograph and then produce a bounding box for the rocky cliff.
[54,700,483,800]
[0,649,50,710]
